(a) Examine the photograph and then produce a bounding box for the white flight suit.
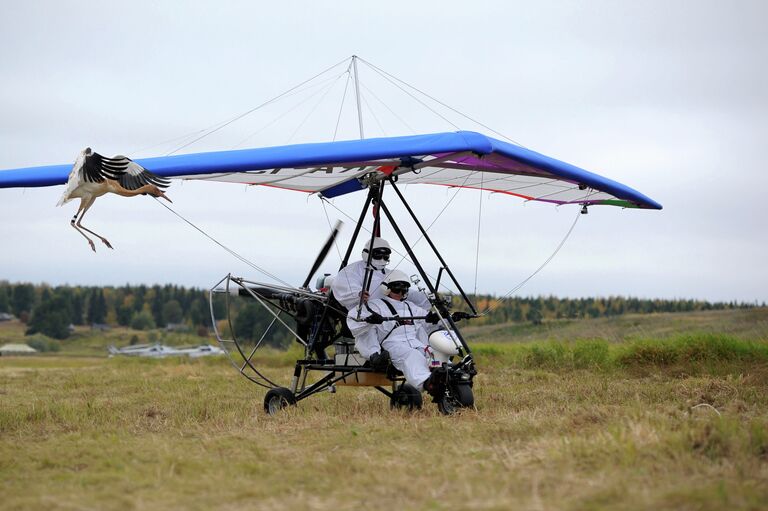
[348,296,432,390]
[331,260,431,320]
[332,260,389,311]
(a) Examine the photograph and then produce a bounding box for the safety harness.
[367,297,414,344]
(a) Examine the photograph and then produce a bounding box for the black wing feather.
[82,152,131,183]
[115,160,171,191]
[82,151,170,191]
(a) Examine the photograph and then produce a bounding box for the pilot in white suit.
[332,237,392,312]
[347,270,437,391]
[331,237,430,320]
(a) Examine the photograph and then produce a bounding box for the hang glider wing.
[0,131,661,209]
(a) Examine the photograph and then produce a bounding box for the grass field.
[1,310,768,510]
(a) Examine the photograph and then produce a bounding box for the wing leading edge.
[0,131,662,209]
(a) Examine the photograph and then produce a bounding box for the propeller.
[302,220,343,289]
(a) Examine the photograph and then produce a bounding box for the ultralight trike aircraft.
[0,57,661,415]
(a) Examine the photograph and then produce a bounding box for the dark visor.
[369,248,391,260]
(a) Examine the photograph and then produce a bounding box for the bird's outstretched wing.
[83,152,170,190]
[115,158,171,191]
[82,152,130,183]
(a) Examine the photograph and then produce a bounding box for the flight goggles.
[386,281,410,294]
[367,247,391,261]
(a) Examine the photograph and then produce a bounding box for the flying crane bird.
[57,148,172,252]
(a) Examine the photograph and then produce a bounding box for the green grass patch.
[473,334,768,373]
[616,334,768,367]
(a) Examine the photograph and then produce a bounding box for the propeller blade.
[302,220,343,289]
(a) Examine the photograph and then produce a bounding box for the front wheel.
[437,384,474,415]
[264,387,296,415]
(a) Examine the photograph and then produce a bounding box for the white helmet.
[361,237,391,270]
[382,269,411,298]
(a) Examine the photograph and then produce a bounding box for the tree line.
[465,295,764,326]
[0,281,761,342]
[0,281,215,340]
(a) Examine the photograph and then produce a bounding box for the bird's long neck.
[115,185,156,198]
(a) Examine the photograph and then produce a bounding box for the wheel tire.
[436,392,457,415]
[264,387,296,415]
[436,384,474,415]
[390,383,423,411]
[453,383,474,407]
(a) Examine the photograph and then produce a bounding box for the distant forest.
[1,281,763,344]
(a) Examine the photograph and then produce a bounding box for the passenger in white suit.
[348,270,437,391]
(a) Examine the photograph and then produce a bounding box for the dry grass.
[2,334,767,510]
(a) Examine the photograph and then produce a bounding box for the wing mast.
[352,55,365,140]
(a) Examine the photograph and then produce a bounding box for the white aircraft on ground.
[108,343,224,358]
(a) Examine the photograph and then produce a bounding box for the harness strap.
[378,298,413,344]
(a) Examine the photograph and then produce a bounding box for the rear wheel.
[390,383,423,411]
[264,387,296,415]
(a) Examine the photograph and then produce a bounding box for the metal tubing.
[356,182,385,317]
[352,55,365,140]
[209,275,279,388]
[338,192,373,270]
[377,198,473,355]
[389,179,477,314]
[240,284,308,346]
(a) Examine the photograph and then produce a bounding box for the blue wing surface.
[0,131,662,209]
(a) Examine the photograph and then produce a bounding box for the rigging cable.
[286,72,347,143]
[480,203,584,316]
[166,56,351,155]
[360,60,461,132]
[474,171,484,297]
[360,81,417,135]
[153,194,354,318]
[232,70,348,149]
[359,80,387,137]
[332,71,352,141]
[358,57,527,148]
[389,169,477,283]
[320,195,460,297]
[354,57,591,307]
[151,196,295,289]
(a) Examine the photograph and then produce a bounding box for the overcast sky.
[0,0,766,302]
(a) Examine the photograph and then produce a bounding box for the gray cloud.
[0,1,765,302]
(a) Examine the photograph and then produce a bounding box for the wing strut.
[388,178,478,315]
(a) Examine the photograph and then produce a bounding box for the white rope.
[333,72,352,141]
[358,57,527,148]
[166,56,351,155]
[152,197,294,288]
[360,60,461,131]
[286,73,346,143]
[360,83,388,137]
[233,71,348,149]
[480,206,583,316]
[474,172,484,296]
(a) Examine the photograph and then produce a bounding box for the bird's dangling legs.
[72,198,113,251]
[70,211,97,252]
